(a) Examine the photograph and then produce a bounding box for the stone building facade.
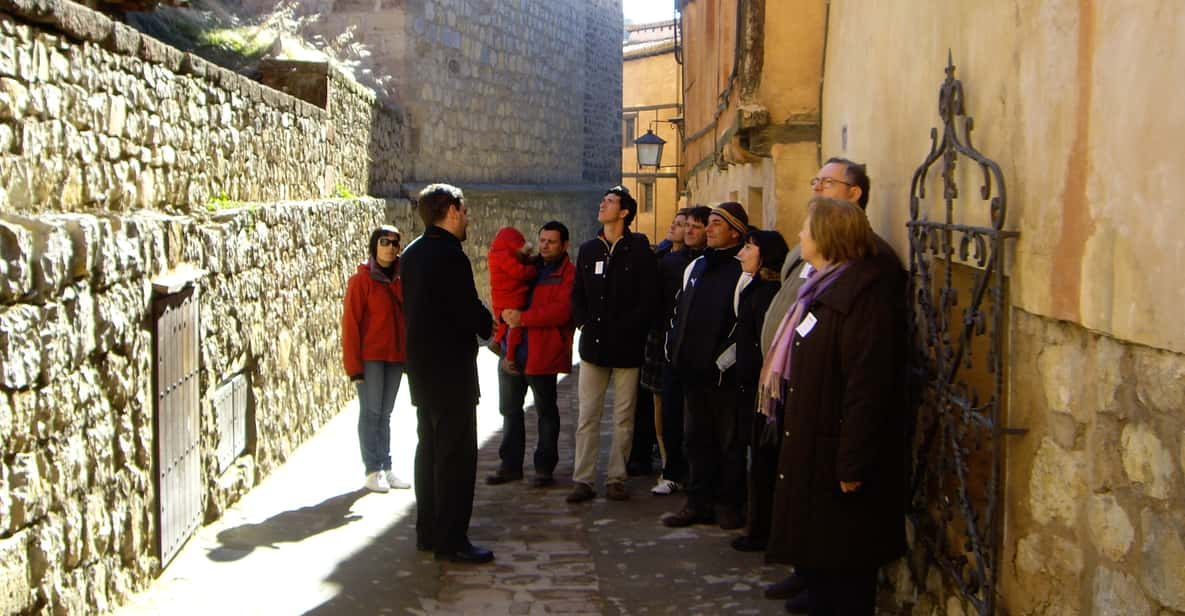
[678,0,1185,614]
[0,0,623,612]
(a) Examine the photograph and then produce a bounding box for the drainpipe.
[816,0,832,167]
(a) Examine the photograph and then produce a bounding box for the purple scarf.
[758,262,850,417]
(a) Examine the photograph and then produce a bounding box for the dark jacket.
[667,244,743,383]
[400,225,493,409]
[572,230,658,368]
[765,252,908,570]
[656,247,701,333]
[735,274,780,398]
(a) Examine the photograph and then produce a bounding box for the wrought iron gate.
[153,285,203,567]
[906,54,1021,615]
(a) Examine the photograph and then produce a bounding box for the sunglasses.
[378,237,400,247]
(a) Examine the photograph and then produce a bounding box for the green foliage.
[198,26,273,59]
[335,183,358,199]
[205,192,238,211]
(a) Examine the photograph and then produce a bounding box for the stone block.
[1093,567,1151,616]
[0,529,34,614]
[1029,437,1088,527]
[55,1,109,43]
[1135,349,1185,416]
[0,216,34,302]
[0,76,29,120]
[2,215,73,301]
[0,304,43,389]
[1086,493,1134,561]
[1121,423,1175,499]
[103,22,141,57]
[1139,508,1185,611]
[9,451,47,527]
[138,32,182,73]
[43,213,99,279]
[0,0,59,23]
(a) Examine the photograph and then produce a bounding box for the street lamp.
[634,129,666,169]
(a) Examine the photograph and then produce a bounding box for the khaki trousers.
[572,361,638,486]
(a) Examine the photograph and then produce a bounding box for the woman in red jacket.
[342,225,411,493]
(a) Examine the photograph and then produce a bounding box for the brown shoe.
[566,482,595,503]
[605,482,629,501]
[662,505,714,527]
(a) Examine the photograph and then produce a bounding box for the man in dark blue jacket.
[401,183,495,565]
[663,201,749,530]
[567,186,658,503]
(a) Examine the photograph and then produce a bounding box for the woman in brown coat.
[761,197,908,615]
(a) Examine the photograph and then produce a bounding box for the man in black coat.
[566,186,658,503]
[401,183,495,564]
[663,201,749,530]
[648,204,710,496]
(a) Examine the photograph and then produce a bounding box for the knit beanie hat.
[711,201,749,235]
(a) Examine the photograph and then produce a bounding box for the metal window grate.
[153,285,203,568]
[214,373,249,473]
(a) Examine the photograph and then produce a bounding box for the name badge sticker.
[594,261,604,275]
[795,312,818,338]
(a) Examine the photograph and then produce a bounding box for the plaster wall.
[623,47,681,244]
[820,0,1185,354]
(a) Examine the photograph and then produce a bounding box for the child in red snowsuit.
[489,227,537,373]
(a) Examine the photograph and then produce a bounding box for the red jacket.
[516,255,576,375]
[488,227,537,314]
[341,259,406,378]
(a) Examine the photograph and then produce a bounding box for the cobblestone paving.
[118,349,788,615]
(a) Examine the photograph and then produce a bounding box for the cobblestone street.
[117,348,786,615]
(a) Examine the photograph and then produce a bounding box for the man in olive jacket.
[401,183,495,565]
[566,186,658,503]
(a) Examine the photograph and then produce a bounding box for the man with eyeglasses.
[758,158,904,613]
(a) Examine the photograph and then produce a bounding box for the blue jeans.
[497,365,560,476]
[356,361,404,473]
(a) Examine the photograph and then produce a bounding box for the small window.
[640,180,655,213]
[623,115,637,148]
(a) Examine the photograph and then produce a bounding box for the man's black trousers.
[414,404,477,554]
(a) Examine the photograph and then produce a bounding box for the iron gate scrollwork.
[906,53,1022,616]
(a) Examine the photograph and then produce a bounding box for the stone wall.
[996,309,1185,616]
[0,1,404,217]
[0,198,396,613]
[401,184,602,304]
[580,0,623,184]
[244,0,622,186]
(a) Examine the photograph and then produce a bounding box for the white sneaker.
[365,471,390,493]
[384,470,411,489]
[650,478,682,495]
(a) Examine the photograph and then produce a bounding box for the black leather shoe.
[529,474,555,488]
[783,590,809,614]
[415,540,432,552]
[485,469,523,485]
[662,505,714,527]
[764,572,807,599]
[434,544,494,564]
[730,534,766,552]
[716,506,743,530]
